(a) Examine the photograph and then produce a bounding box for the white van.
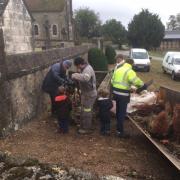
[129,48,151,72]
[162,51,180,80]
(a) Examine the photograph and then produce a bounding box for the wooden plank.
[128,115,180,171]
[159,86,180,106]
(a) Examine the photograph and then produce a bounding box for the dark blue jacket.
[97,97,113,122]
[42,62,66,94]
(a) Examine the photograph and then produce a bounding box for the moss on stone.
[6,167,33,179]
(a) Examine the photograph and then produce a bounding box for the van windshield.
[132,52,148,59]
[174,58,180,65]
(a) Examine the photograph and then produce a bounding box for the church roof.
[0,0,8,15]
[164,30,180,40]
[24,0,66,12]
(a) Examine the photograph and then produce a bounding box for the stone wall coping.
[5,45,92,80]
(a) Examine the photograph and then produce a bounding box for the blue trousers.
[100,114,110,133]
[58,118,69,133]
[114,94,130,133]
[49,91,58,115]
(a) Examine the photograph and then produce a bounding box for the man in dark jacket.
[42,60,72,116]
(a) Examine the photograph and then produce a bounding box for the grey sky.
[73,0,180,28]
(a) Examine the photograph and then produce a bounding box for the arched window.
[52,24,58,36]
[34,25,39,35]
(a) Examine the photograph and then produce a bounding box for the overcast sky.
[73,0,180,29]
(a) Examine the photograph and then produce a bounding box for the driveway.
[116,50,129,57]
[150,55,163,61]
[116,50,163,61]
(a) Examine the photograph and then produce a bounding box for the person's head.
[74,57,87,70]
[98,89,109,98]
[126,58,134,65]
[62,60,72,70]
[57,86,65,95]
[115,54,124,64]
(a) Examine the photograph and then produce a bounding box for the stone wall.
[2,0,33,54]
[0,29,91,136]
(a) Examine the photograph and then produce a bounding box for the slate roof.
[0,0,8,15]
[24,0,66,12]
[164,30,180,40]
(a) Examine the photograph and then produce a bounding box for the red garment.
[55,95,72,119]
[55,95,67,102]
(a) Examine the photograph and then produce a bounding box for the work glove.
[136,84,147,94]
[136,79,153,94]
[65,77,74,85]
[71,73,81,80]
[61,80,66,87]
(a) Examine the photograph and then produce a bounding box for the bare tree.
[166,14,180,30]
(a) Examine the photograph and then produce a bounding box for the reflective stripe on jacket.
[111,63,144,95]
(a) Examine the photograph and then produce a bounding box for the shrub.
[105,46,116,64]
[88,48,108,71]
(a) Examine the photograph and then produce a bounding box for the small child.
[97,89,113,136]
[55,86,72,133]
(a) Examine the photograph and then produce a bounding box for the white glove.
[72,73,80,80]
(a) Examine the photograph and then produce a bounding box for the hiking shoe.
[57,128,68,134]
[100,131,110,136]
[77,129,92,135]
[117,131,130,139]
[105,131,111,136]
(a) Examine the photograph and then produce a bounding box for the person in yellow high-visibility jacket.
[111,54,146,138]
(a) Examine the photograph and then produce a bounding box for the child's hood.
[55,95,67,102]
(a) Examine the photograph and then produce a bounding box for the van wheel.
[172,71,176,80]
[162,67,166,73]
[146,67,150,72]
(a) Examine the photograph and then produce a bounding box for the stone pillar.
[0,29,11,137]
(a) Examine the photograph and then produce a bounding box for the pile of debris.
[128,90,180,159]
[0,151,125,180]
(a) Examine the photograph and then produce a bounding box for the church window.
[52,24,58,36]
[34,25,39,35]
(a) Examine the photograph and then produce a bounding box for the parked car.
[129,48,151,72]
[162,51,180,80]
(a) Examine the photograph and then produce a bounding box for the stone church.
[0,0,33,54]
[25,0,74,49]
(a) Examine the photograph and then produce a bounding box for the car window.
[166,56,170,63]
[174,58,180,65]
[171,58,174,64]
[132,52,148,59]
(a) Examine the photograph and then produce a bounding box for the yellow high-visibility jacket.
[111,63,144,96]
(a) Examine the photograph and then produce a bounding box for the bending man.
[42,60,72,116]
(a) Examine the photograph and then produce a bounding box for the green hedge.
[105,46,116,64]
[88,48,108,71]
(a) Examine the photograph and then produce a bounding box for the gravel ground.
[0,116,179,180]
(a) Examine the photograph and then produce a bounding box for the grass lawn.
[137,59,180,91]
[149,50,166,58]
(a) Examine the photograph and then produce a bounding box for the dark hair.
[57,86,65,95]
[74,57,85,66]
[115,54,124,60]
[126,58,134,65]
[98,89,109,98]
